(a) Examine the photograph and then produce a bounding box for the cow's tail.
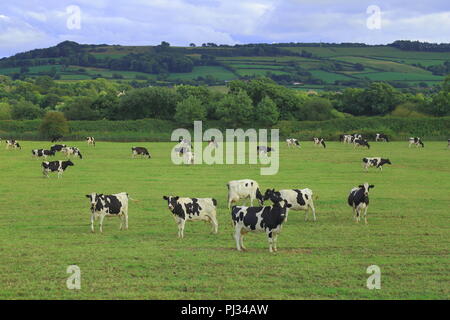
[127,194,140,202]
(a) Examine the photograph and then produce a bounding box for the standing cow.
[362,157,392,172]
[86,192,130,233]
[348,182,375,224]
[375,133,389,142]
[264,188,316,221]
[286,138,301,148]
[50,144,67,153]
[313,137,326,148]
[32,149,56,159]
[86,137,96,146]
[231,192,292,253]
[409,137,424,148]
[227,179,264,209]
[6,140,21,150]
[131,147,151,158]
[42,160,74,178]
[163,196,218,238]
[354,139,370,149]
[62,146,83,159]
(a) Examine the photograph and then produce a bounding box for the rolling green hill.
[1,41,449,90]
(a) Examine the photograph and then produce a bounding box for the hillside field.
[0,140,449,299]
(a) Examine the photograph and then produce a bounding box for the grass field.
[0,140,449,299]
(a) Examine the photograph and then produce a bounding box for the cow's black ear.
[358,185,364,188]
[163,196,168,200]
[369,185,375,189]
[85,195,90,198]
[174,196,179,200]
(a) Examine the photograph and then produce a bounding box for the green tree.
[301,97,335,121]
[216,90,254,127]
[63,97,99,120]
[174,96,207,126]
[11,100,44,119]
[0,102,12,120]
[254,96,279,126]
[39,111,69,139]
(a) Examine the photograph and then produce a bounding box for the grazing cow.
[42,160,74,178]
[50,144,67,152]
[348,182,375,224]
[342,134,354,144]
[354,139,370,149]
[32,149,55,159]
[231,193,292,253]
[263,188,316,222]
[86,192,129,233]
[409,137,424,148]
[86,137,96,146]
[286,138,301,148]
[131,147,151,158]
[227,179,264,209]
[163,196,218,238]
[51,135,63,143]
[362,157,392,172]
[313,137,326,148]
[375,133,389,142]
[62,146,83,159]
[6,140,21,150]
[257,146,274,154]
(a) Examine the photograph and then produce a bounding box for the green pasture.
[0,140,449,299]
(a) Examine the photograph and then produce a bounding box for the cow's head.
[85,193,103,211]
[385,159,392,165]
[163,196,179,211]
[263,188,284,204]
[66,160,74,166]
[358,183,375,196]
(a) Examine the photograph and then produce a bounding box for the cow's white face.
[86,193,100,210]
[163,196,179,210]
[358,183,375,196]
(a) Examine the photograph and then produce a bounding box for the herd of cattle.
[1,134,448,253]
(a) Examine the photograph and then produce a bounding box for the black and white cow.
[354,139,370,149]
[51,135,63,143]
[32,149,55,159]
[131,146,151,158]
[178,138,192,149]
[5,140,21,150]
[86,192,129,233]
[342,134,354,144]
[50,144,67,152]
[257,146,274,154]
[86,137,96,146]
[313,137,326,148]
[286,138,301,148]
[208,137,218,148]
[163,196,218,238]
[353,134,362,140]
[409,137,424,148]
[227,179,264,209]
[348,182,375,224]
[375,133,389,142]
[183,151,195,164]
[62,146,83,159]
[362,157,392,172]
[263,188,316,221]
[42,160,74,178]
[231,193,292,253]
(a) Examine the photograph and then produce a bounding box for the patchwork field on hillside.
[0,140,448,299]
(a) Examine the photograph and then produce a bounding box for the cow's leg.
[178,219,186,238]
[119,214,123,230]
[352,206,357,222]
[304,208,308,221]
[239,230,246,251]
[310,202,317,221]
[234,226,242,251]
[210,214,218,234]
[124,213,128,230]
[99,214,105,233]
[90,213,95,233]
[273,234,279,252]
[364,206,369,225]
[267,231,274,253]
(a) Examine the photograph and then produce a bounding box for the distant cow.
[354,139,370,149]
[227,179,264,209]
[50,144,67,152]
[62,146,83,159]
[208,137,218,148]
[5,140,21,150]
[51,135,63,143]
[178,138,192,149]
[231,193,292,253]
[42,160,74,178]
[313,137,326,148]
[409,137,424,148]
[362,157,392,172]
[86,137,96,146]
[163,196,218,238]
[375,133,389,142]
[348,182,375,224]
[86,192,129,233]
[131,147,151,158]
[286,138,301,148]
[32,149,55,159]
[264,188,316,222]
[257,146,274,154]
[342,135,354,144]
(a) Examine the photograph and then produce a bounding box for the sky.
[0,0,449,58]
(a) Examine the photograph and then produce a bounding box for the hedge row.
[0,117,449,141]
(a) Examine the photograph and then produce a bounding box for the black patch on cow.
[104,196,122,214]
[243,207,263,230]
[212,198,217,206]
[184,198,202,216]
[293,189,306,206]
[348,188,369,207]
